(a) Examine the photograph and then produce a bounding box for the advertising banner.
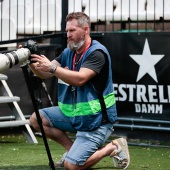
[97,32,170,121]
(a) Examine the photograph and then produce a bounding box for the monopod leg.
[20,63,55,170]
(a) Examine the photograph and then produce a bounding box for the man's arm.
[30,54,96,86]
[54,67,96,86]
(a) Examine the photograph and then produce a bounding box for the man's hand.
[18,45,23,48]
[31,54,52,72]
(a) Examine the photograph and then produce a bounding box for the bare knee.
[30,112,50,130]
[30,113,36,124]
[64,161,82,170]
[29,112,39,130]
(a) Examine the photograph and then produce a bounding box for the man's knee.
[29,113,37,126]
[30,112,50,128]
[29,112,39,130]
[64,161,83,170]
[64,161,77,170]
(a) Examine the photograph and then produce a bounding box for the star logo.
[129,39,164,82]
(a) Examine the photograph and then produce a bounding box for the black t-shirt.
[55,50,109,93]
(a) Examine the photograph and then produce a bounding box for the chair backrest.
[146,0,163,20]
[112,0,147,21]
[129,0,146,21]
[113,0,130,21]
[29,0,61,32]
[83,0,115,22]
[164,0,170,20]
[0,17,16,47]
[83,0,146,22]
[69,0,83,13]
[83,0,99,22]
[1,0,31,26]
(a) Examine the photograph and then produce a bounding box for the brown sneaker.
[110,138,130,169]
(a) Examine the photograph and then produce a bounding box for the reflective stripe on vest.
[58,92,116,117]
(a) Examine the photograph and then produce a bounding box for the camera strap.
[92,83,110,124]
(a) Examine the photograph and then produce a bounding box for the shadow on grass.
[0,166,116,170]
[0,165,64,170]
[88,167,114,170]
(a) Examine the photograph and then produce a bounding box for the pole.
[20,63,55,170]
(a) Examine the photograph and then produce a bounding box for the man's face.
[66,19,85,51]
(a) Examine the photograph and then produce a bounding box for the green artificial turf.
[0,134,170,170]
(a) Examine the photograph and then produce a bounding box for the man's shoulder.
[62,48,75,56]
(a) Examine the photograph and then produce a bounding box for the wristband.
[49,64,57,74]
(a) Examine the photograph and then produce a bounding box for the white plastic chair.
[112,0,130,21]
[18,0,62,34]
[146,0,163,20]
[2,0,32,28]
[83,0,99,22]
[69,0,83,13]
[164,0,170,20]
[130,0,168,21]
[129,0,146,21]
[96,0,114,22]
[0,17,16,48]
[83,0,115,22]
[112,0,147,21]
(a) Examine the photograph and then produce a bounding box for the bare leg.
[64,142,117,170]
[29,112,73,151]
[30,112,120,170]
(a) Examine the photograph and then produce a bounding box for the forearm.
[52,65,96,86]
[30,54,96,85]
[53,66,83,86]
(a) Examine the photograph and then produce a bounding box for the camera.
[0,40,39,73]
[24,40,40,55]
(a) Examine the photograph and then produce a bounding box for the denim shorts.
[39,106,114,165]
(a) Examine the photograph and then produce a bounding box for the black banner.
[96,32,170,120]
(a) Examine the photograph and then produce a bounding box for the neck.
[76,38,91,54]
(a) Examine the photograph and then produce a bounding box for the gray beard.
[67,40,84,51]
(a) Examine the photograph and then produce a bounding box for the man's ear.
[84,26,89,34]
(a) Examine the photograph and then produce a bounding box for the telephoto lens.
[0,48,31,73]
[0,39,40,73]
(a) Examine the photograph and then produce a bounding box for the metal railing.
[0,0,62,48]
[76,0,170,32]
[0,0,170,47]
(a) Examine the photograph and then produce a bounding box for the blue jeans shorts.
[39,106,114,165]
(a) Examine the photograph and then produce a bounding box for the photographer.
[27,12,130,169]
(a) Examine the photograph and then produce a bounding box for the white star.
[129,39,164,82]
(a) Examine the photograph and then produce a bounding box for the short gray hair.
[66,12,91,28]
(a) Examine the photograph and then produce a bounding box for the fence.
[75,0,170,32]
[1,0,170,47]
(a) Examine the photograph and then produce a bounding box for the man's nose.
[67,32,70,38]
[67,31,72,38]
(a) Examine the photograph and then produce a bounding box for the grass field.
[0,134,170,170]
